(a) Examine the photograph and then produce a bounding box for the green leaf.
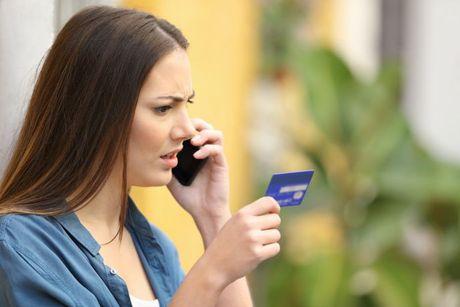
[290,47,356,143]
[373,252,421,307]
[300,253,353,307]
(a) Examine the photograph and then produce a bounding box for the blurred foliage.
[260,0,306,78]
[253,1,460,306]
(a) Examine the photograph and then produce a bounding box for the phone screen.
[172,139,209,186]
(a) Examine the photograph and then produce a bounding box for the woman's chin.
[133,170,172,187]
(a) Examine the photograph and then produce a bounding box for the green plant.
[252,2,460,306]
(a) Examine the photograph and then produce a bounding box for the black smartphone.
[172,139,209,186]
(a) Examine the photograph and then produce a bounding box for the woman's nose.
[171,113,196,141]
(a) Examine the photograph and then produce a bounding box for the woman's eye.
[154,100,194,115]
[154,106,172,114]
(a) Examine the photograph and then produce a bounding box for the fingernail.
[194,151,203,158]
[192,135,201,143]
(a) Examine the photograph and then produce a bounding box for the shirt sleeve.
[0,240,77,307]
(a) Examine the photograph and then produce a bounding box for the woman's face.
[127,48,196,187]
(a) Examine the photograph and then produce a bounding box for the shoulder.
[0,213,61,246]
[0,215,84,306]
[0,213,67,276]
[0,213,70,267]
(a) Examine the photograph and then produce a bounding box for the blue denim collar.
[54,195,154,257]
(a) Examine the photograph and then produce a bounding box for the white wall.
[334,0,381,81]
[0,0,56,175]
[404,0,460,164]
[0,0,117,176]
[333,0,460,164]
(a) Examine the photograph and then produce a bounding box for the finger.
[242,197,280,216]
[259,243,281,261]
[191,129,224,146]
[254,213,281,230]
[258,229,281,245]
[191,118,214,132]
[193,144,227,167]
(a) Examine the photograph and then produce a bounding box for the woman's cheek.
[144,126,167,151]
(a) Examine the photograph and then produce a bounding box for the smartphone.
[172,139,209,186]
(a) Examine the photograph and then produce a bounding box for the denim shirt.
[0,196,185,307]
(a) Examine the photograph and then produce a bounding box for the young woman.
[0,5,281,307]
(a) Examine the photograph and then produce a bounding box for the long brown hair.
[0,5,189,241]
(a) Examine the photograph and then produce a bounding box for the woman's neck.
[73,171,127,245]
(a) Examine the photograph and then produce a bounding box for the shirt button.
[109,268,117,275]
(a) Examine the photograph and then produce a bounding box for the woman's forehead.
[141,50,193,96]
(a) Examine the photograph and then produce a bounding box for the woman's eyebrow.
[154,90,195,102]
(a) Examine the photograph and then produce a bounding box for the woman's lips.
[161,147,183,158]
[160,153,178,168]
[160,147,182,168]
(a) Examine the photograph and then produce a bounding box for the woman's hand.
[198,197,282,288]
[167,118,230,222]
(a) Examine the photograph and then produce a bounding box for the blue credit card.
[265,170,314,207]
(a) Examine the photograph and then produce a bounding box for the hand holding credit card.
[265,170,314,207]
